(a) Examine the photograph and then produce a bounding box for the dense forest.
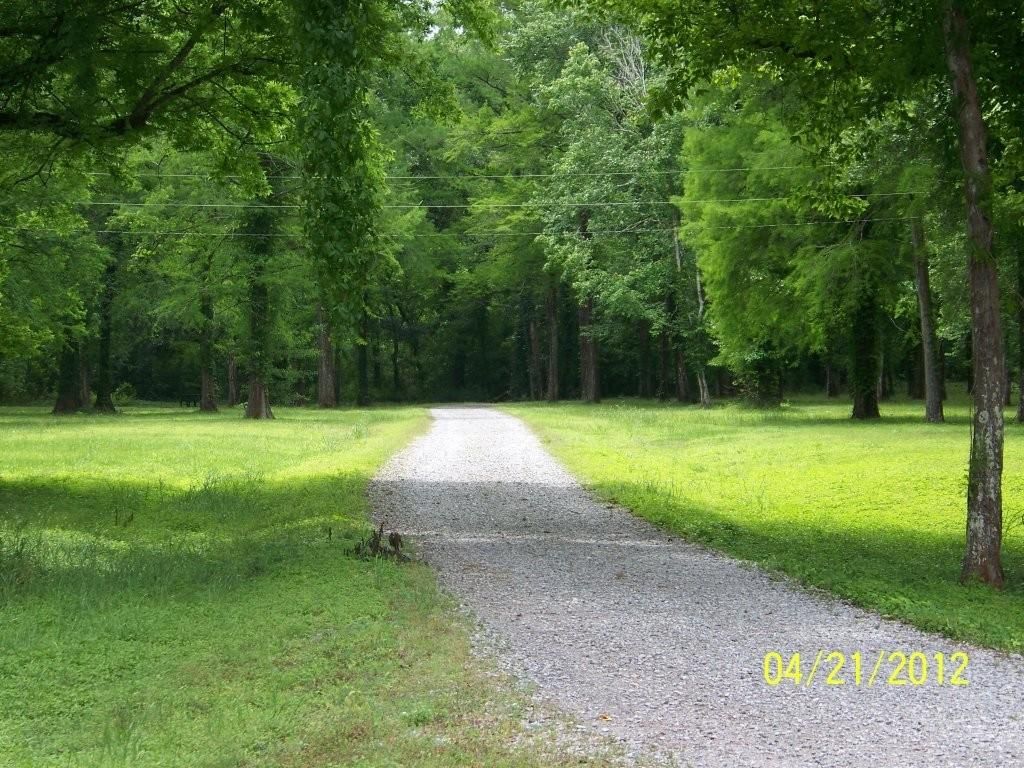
[2,1,1022,583]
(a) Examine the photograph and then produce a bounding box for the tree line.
[1,0,1021,586]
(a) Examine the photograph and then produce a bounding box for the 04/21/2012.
[762,650,969,687]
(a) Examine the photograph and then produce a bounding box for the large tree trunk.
[226,355,239,406]
[52,337,84,414]
[696,369,711,408]
[93,260,117,413]
[944,1,1005,587]
[357,313,370,406]
[850,287,881,420]
[675,349,688,402]
[78,351,91,407]
[245,377,273,419]
[391,321,402,399]
[912,219,943,422]
[244,275,273,420]
[579,297,600,403]
[658,329,670,401]
[825,362,840,397]
[694,256,712,409]
[316,305,337,408]
[242,161,277,421]
[545,283,560,401]
[528,315,543,400]
[1017,245,1024,424]
[199,260,217,412]
[638,320,652,397]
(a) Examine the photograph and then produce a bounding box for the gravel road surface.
[370,406,1024,767]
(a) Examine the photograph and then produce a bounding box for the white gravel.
[370,406,1024,767]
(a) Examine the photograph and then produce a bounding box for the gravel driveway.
[370,406,1024,767]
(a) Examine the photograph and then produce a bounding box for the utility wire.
[72,191,927,210]
[1,216,920,240]
[82,163,874,182]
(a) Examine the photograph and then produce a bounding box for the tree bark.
[245,376,273,419]
[78,351,91,407]
[1017,243,1024,424]
[391,320,402,399]
[696,369,711,408]
[694,256,711,409]
[675,349,688,402]
[638,320,652,397]
[242,158,277,421]
[658,329,670,401]
[357,313,370,406]
[199,255,217,412]
[528,315,543,400]
[93,259,118,412]
[316,305,337,408]
[825,363,840,397]
[850,287,881,420]
[913,219,942,423]
[579,296,600,403]
[545,283,560,401]
[52,337,84,414]
[227,355,239,406]
[944,1,1005,587]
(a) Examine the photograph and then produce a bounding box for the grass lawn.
[0,405,614,768]
[507,395,1024,652]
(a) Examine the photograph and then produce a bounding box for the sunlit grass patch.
[0,405,620,768]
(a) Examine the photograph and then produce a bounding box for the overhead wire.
[71,190,927,210]
[1,216,921,240]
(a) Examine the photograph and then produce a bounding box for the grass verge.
[507,395,1024,652]
[0,405,616,767]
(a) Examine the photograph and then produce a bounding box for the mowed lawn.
[0,406,615,768]
[508,396,1024,652]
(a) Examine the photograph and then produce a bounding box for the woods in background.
[2,0,1022,585]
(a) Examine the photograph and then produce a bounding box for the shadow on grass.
[0,472,378,604]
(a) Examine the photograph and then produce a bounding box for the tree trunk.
[242,169,276,420]
[675,349,688,402]
[391,322,402,399]
[913,219,942,423]
[850,287,881,420]
[658,329,670,401]
[944,1,1005,587]
[528,315,543,400]
[579,296,599,403]
[93,260,117,413]
[199,263,217,412]
[696,369,711,408]
[1017,244,1024,424]
[227,355,239,406]
[316,305,337,408]
[692,248,713,408]
[825,362,840,397]
[245,376,273,419]
[357,313,370,406]
[545,283,560,401]
[78,352,91,407]
[52,337,84,414]
[638,321,652,397]
[876,350,889,402]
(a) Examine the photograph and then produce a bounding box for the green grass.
[507,395,1024,652]
[0,406,617,768]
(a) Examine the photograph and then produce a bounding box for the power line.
[72,190,927,210]
[1,216,919,240]
[82,163,872,182]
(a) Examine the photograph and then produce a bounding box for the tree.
[602,0,1018,585]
